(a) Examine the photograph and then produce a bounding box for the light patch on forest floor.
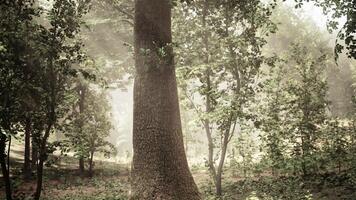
[1,146,355,200]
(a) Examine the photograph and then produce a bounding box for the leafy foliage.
[288,0,356,60]
[62,88,116,172]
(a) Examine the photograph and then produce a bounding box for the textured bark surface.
[31,138,38,169]
[131,0,201,199]
[0,134,12,200]
[79,157,85,174]
[34,122,53,200]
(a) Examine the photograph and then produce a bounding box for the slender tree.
[33,1,90,199]
[174,0,276,196]
[77,81,87,174]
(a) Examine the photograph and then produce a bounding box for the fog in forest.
[94,1,350,161]
[1,0,356,199]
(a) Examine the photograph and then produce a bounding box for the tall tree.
[131,0,201,199]
[32,1,90,199]
[77,81,88,174]
[0,0,40,198]
[62,86,116,177]
[174,0,276,196]
[286,44,329,176]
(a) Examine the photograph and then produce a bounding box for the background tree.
[287,0,356,60]
[62,87,116,177]
[174,0,277,196]
[258,63,288,176]
[285,44,329,176]
[0,1,41,198]
[31,1,91,198]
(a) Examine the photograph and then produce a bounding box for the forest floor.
[0,147,355,199]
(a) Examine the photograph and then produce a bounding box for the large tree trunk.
[23,118,32,180]
[131,0,201,199]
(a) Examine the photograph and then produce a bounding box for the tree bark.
[34,122,53,200]
[215,129,230,196]
[0,155,12,200]
[23,118,32,180]
[31,137,38,169]
[34,158,44,200]
[34,82,55,200]
[79,157,85,174]
[201,0,218,187]
[131,0,201,199]
[34,14,59,199]
[0,134,12,200]
[200,0,225,196]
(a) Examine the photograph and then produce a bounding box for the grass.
[1,155,356,199]
[0,155,130,199]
